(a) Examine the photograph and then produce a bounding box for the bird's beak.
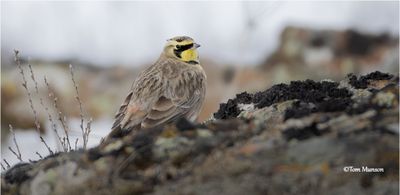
[194,43,201,48]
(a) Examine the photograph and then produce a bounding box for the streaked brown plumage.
[108,36,206,138]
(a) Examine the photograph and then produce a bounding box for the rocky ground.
[1,71,399,195]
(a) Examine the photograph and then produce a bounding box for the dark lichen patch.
[284,98,353,120]
[4,163,32,184]
[315,98,353,113]
[214,80,352,119]
[131,132,154,158]
[175,117,197,131]
[214,92,254,119]
[348,74,368,89]
[214,99,242,119]
[284,101,316,120]
[130,132,155,168]
[87,148,103,161]
[235,92,254,104]
[254,80,351,108]
[282,123,324,141]
[348,71,394,89]
[345,102,382,115]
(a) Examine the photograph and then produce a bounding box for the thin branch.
[3,159,10,168]
[28,64,39,93]
[41,76,65,152]
[8,124,22,162]
[100,137,105,145]
[69,64,89,149]
[75,138,79,151]
[29,64,63,151]
[8,147,21,162]
[84,118,93,149]
[39,136,53,154]
[14,50,53,155]
[1,163,6,171]
[30,65,70,153]
[35,152,43,159]
[44,77,72,151]
[15,50,40,134]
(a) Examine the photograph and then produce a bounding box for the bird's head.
[163,36,200,64]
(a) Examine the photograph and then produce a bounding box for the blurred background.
[1,1,399,165]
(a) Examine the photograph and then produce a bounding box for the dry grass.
[14,50,54,155]
[3,50,93,169]
[69,64,92,150]
[44,76,72,151]
[7,124,22,162]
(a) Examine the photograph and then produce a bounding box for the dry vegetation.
[1,50,93,170]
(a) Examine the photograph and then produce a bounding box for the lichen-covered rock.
[1,71,398,195]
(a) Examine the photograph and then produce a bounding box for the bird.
[107,36,206,138]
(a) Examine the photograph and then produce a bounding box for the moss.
[348,71,394,89]
[3,163,32,184]
[215,79,352,120]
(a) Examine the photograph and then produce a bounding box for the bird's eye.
[176,45,182,49]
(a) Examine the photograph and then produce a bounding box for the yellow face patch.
[167,36,200,63]
[180,49,198,62]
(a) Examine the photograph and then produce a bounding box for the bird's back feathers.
[108,55,206,138]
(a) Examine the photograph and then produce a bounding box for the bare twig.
[39,136,53,154]
[1,163,6,171]
[15,50,40,133]
[83,118,93,149]
[29,64,64,151]
[29,65,67,152]
[8,146,17,158]
[40,76,66,152]
[3,159,10,168]
[8,124,22,162]
[14,50,53,155]
[75,138,79,151]
[100,137,105,145]
[28,64,39,94]
[44,77,72,151]
[69,64,91,149]
[8,147,21,162]
[35,152,43,159]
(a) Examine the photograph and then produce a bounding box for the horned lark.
[108,36,206,138]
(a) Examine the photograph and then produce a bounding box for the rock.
[261,27,399,85]
[1,71,398,195]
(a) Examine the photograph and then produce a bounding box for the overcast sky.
[2,1,399,67]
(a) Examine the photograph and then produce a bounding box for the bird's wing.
[111,90,133,131]
[141,91,201,128]
[110,65,163,133]
[141,67,206,128]
[110,60,205,134]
